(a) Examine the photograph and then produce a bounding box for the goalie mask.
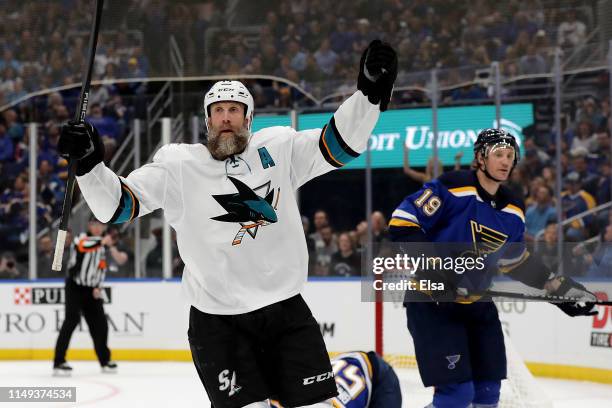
[203,80,254,134]
[473,128,520,182]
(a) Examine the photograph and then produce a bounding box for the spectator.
[37,234,60,278]
[525,186,556,241]
[536,223,561,272]
[371,211,389,244]
[38,159,64,205]
[89,84,111,107]
[4,109,24,142]
[577,97,605,131]
[309,209,331,247]
[305,20,325,53]
[586,224,612,278]
[569,147,599,197]
[123,57,146,80]
[287,40,307,72]
[557,9,586,48]
[571,121,596,153]
[0,123,14,163]
[403,143,460,184]
[146,227,180,278]
[313,225,338,276]
[0,251,24,279]
[314,39,338,76]
[86,103,120,147]
[104,226,132,277]
[451,84,486,101]
[562,172,596,241]
[0,49,22,73]
[518,45,547,75]
[596,161,611,206]
[329,18,355,59]
[301,215,315,254]
[8,78,27,103]
[329,232,361,277]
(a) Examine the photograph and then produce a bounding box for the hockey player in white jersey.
[57,40,397,408]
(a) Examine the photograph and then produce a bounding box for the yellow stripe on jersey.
[389,218,420,228]
[448,186,478,197]
[359,351,373,378]
[501,204,525,223]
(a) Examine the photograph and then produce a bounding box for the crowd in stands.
[0,91,132,278]
[0,0,610,280]
[0,0,600,109]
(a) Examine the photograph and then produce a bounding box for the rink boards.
[0,279,611,383]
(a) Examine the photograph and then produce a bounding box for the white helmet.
[203,80,254,132]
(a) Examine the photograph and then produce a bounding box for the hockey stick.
[52,0,105,271]
[482,289,612,306]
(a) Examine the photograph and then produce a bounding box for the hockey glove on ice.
[357,40,398,111]
[548,276,598,317]
[58,121,105,176]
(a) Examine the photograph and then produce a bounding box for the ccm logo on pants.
[303,371,334,385]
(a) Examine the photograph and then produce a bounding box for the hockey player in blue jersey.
[388,129,598,408]
[270,351,401,408]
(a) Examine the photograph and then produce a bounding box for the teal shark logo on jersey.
[212,177,280,245]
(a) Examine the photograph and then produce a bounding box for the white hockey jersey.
[76,91,379,314]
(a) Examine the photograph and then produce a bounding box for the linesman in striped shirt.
[53,217,128,376]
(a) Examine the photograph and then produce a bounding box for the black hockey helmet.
[473,128,520,182]
[473,128,520,167]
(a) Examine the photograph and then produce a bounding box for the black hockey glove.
[357,40,398,112]
[58,121,105,176]
[548,276,598,317]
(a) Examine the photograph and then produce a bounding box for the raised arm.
[290,40,398,188]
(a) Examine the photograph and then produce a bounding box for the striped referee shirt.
[67,233,108,287]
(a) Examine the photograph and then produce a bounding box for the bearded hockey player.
[57,40,397,408]
[388,129,598,408]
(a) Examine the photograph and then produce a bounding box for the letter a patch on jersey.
[258,147,275,169]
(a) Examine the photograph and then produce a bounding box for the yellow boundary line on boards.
[2,349,612,384]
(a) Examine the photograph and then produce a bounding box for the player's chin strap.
[481,165,505,183]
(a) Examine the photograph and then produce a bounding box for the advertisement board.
[1,279,610,383]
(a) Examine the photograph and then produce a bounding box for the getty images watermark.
[371,253,486,291]
[359,242,491,302]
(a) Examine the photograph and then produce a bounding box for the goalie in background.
[57,40,397,407]
[270,351,402,408]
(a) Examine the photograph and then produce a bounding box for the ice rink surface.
[1,361,612,407]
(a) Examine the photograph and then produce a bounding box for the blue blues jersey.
[331,352,374,407]
[389,170,532,294]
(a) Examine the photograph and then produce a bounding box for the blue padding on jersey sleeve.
[109,180,140,224]
[319,117,359,168]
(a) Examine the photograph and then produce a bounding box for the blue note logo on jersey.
[258,147,275,169]
[446,354,461,370]
[211,177,280,246]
